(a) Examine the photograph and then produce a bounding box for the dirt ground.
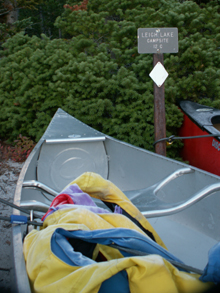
[0,160,23,292]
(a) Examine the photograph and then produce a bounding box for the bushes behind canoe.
[0,0,220,160]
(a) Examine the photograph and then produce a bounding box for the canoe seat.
[124,167,220,218]
[36,138,108,192]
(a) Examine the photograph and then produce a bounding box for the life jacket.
[23,172,212,293]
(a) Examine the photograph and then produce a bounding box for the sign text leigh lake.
[138,28,178,54]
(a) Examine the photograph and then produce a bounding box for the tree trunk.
[39,6,45,34]
[5,0,18,24]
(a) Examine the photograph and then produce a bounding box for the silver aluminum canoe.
[11,109,220,292]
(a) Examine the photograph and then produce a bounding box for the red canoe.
[179,100,220,176]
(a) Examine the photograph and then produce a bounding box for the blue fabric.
[99,270,130,293]
[200,242,220,284]
[51,228,132,293]
[51,228,183,267]
[51,232,95,266]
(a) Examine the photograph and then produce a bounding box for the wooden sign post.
[138,28,178,156]
[153,53,166,156]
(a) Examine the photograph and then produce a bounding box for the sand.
[0,160,23,292]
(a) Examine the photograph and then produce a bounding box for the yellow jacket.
[23,172,211,293]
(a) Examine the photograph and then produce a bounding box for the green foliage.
[0,33,74,141]
[0,18,33,45]
[0,0,220,160]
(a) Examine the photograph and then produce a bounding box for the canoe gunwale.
[11,138,44,293]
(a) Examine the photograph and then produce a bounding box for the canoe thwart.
[152,167,194,195]
[141,182,220,218]
[23,180,59,197]
[125,167,193,202]
[20,200,50,213]
[124,167,220,217]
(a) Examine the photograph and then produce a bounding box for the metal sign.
[149,62,168,87]
[138,28,178,54]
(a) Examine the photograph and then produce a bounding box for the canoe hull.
[179,100,220,176]
[179,112,220,176]
[11,108,220,292]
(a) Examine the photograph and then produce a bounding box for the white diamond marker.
[149,62,169,87]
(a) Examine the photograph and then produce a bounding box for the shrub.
[0,0,219,160]
[0,134,35,162]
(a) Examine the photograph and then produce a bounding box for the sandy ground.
[0,160,23,292]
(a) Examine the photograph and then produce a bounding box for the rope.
[0,197,41,218]
[0,197,43,226]
[110,244,203,275]
[153,134,220,146]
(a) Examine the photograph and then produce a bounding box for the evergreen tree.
[0,0,43,45]
[18,0,66,38]
[0,0,219,160]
